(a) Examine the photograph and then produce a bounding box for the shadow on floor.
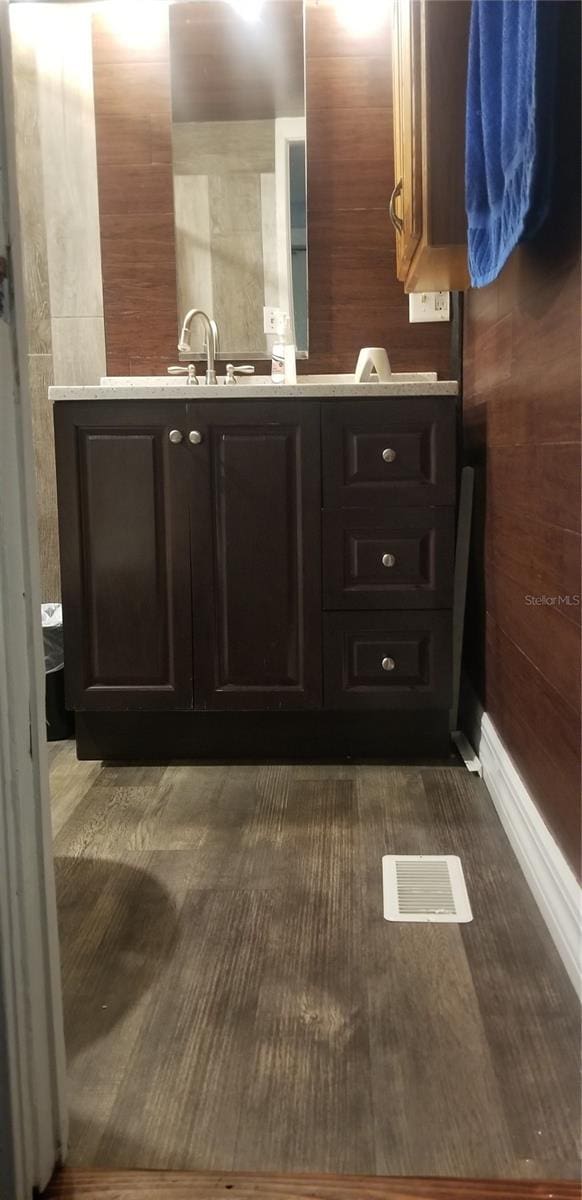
[55,855,180,1058]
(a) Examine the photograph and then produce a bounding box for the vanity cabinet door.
[189,401,322,710]
[54,401,193,711]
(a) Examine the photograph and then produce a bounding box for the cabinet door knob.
[381,656,396,672]
[188,430,203,445]
[168,429,183,444]
[382,447,396,463]
[382,553,396,568]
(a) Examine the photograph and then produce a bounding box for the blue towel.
[465,0,559,287]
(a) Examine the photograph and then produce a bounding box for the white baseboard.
[476,711,581,999]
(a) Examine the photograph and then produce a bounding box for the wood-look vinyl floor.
[49,743,581,1180]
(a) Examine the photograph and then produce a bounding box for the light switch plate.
[263,305,281,334]
[408,291,450,322]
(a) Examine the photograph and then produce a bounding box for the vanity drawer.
[322,399,456,508]
[323,611,451,710]
[323,508,455,609]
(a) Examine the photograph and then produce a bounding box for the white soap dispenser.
[271,314,297,385]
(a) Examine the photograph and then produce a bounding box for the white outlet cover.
[408,291,450,323]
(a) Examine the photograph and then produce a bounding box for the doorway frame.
[0,1,68,1195]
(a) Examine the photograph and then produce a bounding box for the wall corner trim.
[476,710,581,999]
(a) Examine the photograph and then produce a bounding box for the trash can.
[42,604,74,741]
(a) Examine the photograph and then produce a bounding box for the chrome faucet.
[178,308,219,385]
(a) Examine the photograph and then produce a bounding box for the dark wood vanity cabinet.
[54,400,321,714]
[54,394,456,757]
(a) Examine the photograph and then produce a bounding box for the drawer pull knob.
[188,430,203,445]
[381,656,396,672]
[382,447,396,463]
[382,552,396,568]
[168,429,183,444]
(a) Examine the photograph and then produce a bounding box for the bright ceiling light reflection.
[101,1,168,52]
[335,0,389,36]
[228,0,264,23]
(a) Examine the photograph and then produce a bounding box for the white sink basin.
[100,371,438,388]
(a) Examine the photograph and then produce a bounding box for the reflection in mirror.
[169,0,307,359]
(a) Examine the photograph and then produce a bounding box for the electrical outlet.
[408,291,450,323]
[263,306,281,334]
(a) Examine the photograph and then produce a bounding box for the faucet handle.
[167,364,198,384]
[225,363,255,385]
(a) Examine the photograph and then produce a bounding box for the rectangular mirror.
[169,0,307,359]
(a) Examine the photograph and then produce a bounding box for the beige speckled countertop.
[50,376,459,401]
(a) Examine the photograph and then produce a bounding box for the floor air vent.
[382,855,473,923]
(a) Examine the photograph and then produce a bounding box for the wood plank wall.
[462,2,581,875]
[92,7,178,377]
[91,2,452,379]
